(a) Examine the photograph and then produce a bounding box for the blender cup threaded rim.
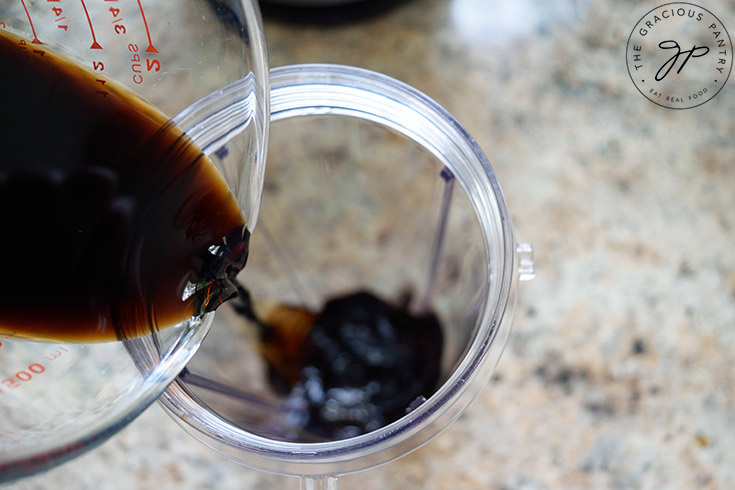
[158,63,518,477]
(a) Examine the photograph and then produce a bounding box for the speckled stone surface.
[10,0,734,488]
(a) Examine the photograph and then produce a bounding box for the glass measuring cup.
[0,0,268,480]
[159,64,534,487]
[0,0,268,227]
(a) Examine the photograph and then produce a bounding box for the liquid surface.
[234,288,443,440]
[0,30,248,342]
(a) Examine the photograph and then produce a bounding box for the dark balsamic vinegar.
[234,286,443,440]
[0,30,248,342]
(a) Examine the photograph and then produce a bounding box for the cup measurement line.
[15,0,157,53]
[78,0,102,49]
[18,0,41,44]
[136,0,158,53]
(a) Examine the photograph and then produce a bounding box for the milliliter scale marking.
[0,342,70,395]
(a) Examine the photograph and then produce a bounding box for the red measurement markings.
[106,0,127,36]
[1,363,46,393]
[90,61,109,97]
[47,0,69,32]
[95,78,109,97]
[44,346,70,362]
[79,0,102,49]
[0,347,69,394]
[136,0,158,53]
[19,0,42,44]
[16,38,46,62]
[128,43,143,84]
[104,0,160,84]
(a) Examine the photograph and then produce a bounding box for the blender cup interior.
[159,64,519,478]
[180,112,485,440]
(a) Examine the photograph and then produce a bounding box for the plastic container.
[159,64,533,487]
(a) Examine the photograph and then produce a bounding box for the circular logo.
[626,2,733,109]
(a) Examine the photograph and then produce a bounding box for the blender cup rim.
[159,63,517,476]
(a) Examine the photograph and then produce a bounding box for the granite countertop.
[11,0,734,488]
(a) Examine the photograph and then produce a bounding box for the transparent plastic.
[159,64,526,485]
[0,0,268,480]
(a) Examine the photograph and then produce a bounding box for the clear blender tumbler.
[0,0,269,480]
[159,64,534,488]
